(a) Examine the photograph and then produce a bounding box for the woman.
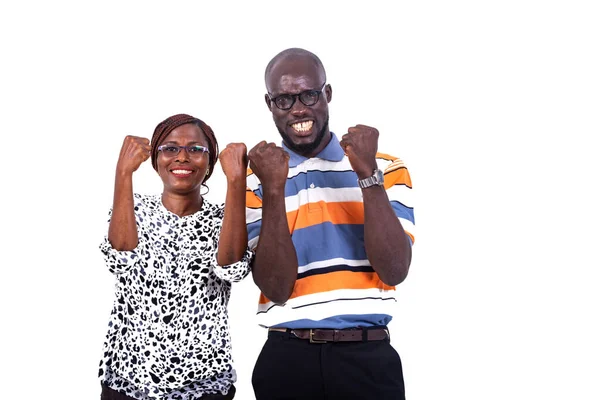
[98,114,251,400]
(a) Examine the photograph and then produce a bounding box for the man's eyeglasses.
[158,144,209,158]
[268,83,327,110]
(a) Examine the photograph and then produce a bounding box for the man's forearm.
[362,186,412,286]
[252,189,298,304]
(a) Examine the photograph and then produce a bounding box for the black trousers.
[252,330,405,400]
[100,382,236,400]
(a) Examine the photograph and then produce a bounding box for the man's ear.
[325,84,332,103]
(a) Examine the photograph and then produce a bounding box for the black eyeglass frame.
[267,83,327,110]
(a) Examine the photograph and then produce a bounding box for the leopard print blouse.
[99,194,252,399]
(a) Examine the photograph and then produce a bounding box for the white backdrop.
[1,1,599,399]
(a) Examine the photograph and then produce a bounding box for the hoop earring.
[200,183,209,196]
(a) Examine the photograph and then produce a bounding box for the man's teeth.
[172,170,192,175]
[292,121,313,132]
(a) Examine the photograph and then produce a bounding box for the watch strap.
[357,169,384,189]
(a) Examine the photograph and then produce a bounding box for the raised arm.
[217,143,249,265]
[108,135,151,251]
[247,141,298,304]
[340,125,412,286]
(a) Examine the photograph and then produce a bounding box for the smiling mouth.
[171,169,193,176]
[291,120,314,133]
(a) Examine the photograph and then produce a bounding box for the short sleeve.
[99,198,147,275]
[245,170,263,251]
[212,247,253,283]
[379,155,416,245]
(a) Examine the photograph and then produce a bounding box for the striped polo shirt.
[246,133,415,329]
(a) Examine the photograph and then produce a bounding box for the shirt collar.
[282,132,345,167]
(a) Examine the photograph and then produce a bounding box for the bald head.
[263,48,332,158]
[264,48,326,90]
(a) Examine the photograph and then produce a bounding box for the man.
[246,48,415,400]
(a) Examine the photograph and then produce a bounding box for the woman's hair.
[150,114,219,183]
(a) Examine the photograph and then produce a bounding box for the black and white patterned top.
[99,193,252,399]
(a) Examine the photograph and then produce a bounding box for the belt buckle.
[309,329,327,344]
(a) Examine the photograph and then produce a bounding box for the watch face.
[376,169,384,184]
[358,169,385,188]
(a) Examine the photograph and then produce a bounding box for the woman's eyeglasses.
[158,145,209,158]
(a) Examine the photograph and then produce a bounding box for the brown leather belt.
[269,327,389,343]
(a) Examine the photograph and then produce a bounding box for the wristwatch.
[357,169,384,189]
